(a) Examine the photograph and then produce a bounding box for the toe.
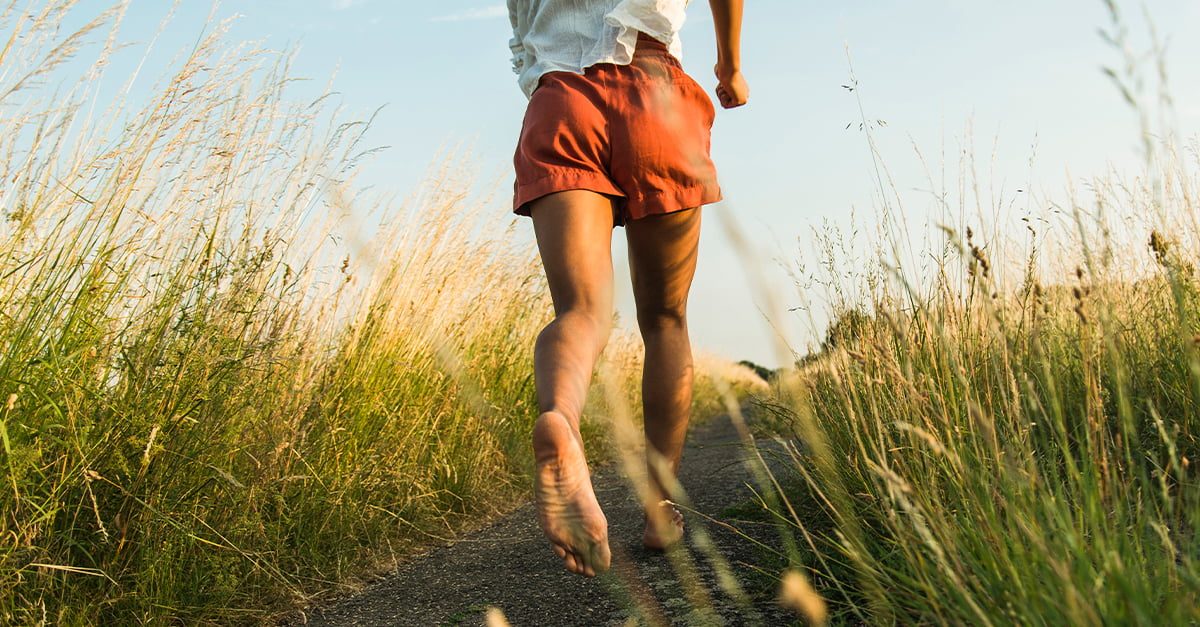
[592,543,611,573]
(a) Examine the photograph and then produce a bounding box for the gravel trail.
[283,413,795,626]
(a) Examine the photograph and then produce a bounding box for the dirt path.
[283,413,796,626]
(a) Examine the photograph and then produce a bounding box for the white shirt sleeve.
[604,0,689,44]
[508,0,525,75]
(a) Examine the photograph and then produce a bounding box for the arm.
[707,0,749,108]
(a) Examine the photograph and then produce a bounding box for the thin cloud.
[431,6,507,23]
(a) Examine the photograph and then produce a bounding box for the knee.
[551,308,614,350]
[636,305,687,336]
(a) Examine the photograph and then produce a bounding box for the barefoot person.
[508,0,748,577]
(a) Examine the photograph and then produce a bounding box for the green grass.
[748,7,1200,623]
[0,4,549,619]
[764,246,1200,623]
[0,3,765,623]
[10,1,1195,625]
[0,4,547,623]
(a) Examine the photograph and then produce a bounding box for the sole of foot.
[532,411,611,577]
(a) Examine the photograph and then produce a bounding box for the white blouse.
[507,0,690,99]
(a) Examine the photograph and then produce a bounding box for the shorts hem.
[624,186,722,222]
[513,169,625,216]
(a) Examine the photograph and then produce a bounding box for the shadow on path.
[284,413,796,626]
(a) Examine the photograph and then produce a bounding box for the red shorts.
[512,33,721,226]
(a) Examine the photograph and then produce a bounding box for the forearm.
[708,0,743,77]
[707,0,748,108]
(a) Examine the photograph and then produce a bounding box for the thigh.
[625,208,702,320]
[530,190,617,316]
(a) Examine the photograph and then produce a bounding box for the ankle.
[645,499,673,517]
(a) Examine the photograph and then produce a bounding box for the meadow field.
[2,1,1198,625]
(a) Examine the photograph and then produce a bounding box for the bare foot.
[643,500,685,550]
[533,412,611,576]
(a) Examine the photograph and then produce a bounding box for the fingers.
[714,67,750,109]
[715,85,742,109]
[715,82,747,109]
[717,86,736,109]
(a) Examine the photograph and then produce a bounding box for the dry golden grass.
[0,3,765,623]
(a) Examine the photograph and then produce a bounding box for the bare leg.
[626,208,702,550]
[529,190,615,577]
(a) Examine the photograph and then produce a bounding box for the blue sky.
[70,1,1200,367]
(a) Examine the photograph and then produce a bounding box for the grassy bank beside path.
[0,5,766,623]
[750,22,1200,620]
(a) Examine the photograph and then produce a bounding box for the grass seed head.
[778,569,828,626]
[485,607,511,627]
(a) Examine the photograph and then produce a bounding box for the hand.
[714,66,749,109]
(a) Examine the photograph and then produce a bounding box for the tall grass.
[769,232,1200,623]
[21,0,1197,624]
[755,9,1200,623]
[0,2,555,623]
[0,3,763,623]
